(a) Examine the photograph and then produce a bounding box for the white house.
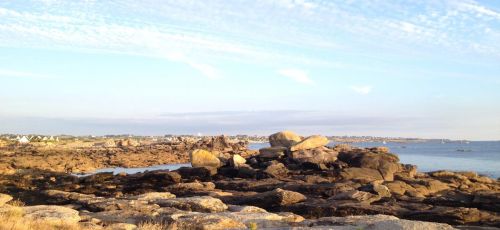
[18,136,30,144]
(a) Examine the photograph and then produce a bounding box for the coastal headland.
[0,131,498,229]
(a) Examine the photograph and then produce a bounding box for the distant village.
[0,133,444,147]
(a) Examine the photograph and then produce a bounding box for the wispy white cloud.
[0,0,499,74]
[278,68,314,84]
[456,1,500,20]
[187,61,220,80]
[0,69,56,79]
[271,0,317,10]
[350,85,373,95]
[0,3,336,73]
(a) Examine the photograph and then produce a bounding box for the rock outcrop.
[190,149,221,168]
[290,135,330,151]
[0,131,499,229]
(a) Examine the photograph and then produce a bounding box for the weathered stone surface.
[169,213,247,230]
[339,150,400,181]
[130,192,176,201]
[103,139,116,148]
[340,167,384,183]
[370,146,390,153]
[228,154,246,168]
[156,196,228,213]
[217,165,258,179]
[86,208,160,224]
[177,166,217,180]
[167,205,305,229]
[86,199,155,212]
[397,164,418,178]
[223,211,304,228]
[43,190,103,206]
[290,147,338,165]
[106,223,138,230]
[258,147,287,159]
[118,139,140,147]
[229,188,306,209]
[300,214,456,230]
[332,143,353,152]
[264,162,289,178]
[386,180,415,196]
[290,135,329,151]
[471,190,500,212]
[0,193,13,206]
[372,184,391,197]
[405,207,498,226]
[190,149,221,168]
[23,205,81,224]
[269,131,302,148]
[425,179,451,194]
[227,205,267,213]
[331,190,382,204]
[166,181,215,191]
[214,178,285,192]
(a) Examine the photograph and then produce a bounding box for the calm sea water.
[249,141,500,179]
[75,163,191,177]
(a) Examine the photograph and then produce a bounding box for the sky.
[0,0,499,140]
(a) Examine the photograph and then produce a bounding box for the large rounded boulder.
[269,131,302,148]
[190,149,221,168]
[290,135,329,151]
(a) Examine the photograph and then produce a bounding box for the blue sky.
[0,0,499,140]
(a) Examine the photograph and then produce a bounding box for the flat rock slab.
[130,192,176,201]
[155,196,228,213]
[23,205,81,224]
[299,214,456,230]
[227,188,306,209]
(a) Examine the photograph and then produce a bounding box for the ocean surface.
[249,141,500,178]
[75,163,191,177]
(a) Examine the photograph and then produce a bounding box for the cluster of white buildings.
[14,135,59,144]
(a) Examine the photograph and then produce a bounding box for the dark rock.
[258,147,287,160]
[404,207,499,226]
[330,190,382,204]
[214,179,286,192]
[177,167,216,181]
[290,147,338,165]
[339,167,384,183]
[284,198,408,219]
[339,150,400,181]
[228,188,306,209]
[164,182,216,196]
[263,162,288,178]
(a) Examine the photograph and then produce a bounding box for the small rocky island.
[0,131,499,229]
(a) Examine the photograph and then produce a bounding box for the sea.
[249,141,500,179]
[78,141,500,179]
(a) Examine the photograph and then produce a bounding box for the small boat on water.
[382,141,387,145]
[456,149,472,152]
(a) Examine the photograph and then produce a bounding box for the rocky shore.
[0,136,249,174]
[0,131,499,229]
